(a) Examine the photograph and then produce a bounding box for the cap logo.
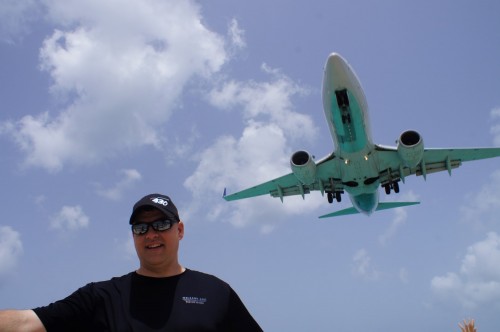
[151,197,169,206]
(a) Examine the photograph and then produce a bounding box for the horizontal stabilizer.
[318,207,360,218]
[318,201,420,219]
[375,201,420,211]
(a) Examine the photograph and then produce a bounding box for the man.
[0,193,263,331]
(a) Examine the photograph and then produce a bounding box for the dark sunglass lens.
[132,224,148,235]
[152,220,171,231]
[132,220,173,235]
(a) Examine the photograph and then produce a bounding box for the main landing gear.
[383,181,400,195]
[327,191,342,203]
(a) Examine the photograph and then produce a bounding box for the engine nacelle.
[397,130,424,168]
[290,150,317,185]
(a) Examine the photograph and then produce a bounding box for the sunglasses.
[131,219,176,235]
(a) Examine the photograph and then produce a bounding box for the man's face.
[132,208,184,276]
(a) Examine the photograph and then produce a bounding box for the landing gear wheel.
[327,192,333,204]
[384,184,391,195]
[393,181,400,193]
[335,192,341,202]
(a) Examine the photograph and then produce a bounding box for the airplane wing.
[375,145,500,184]
[223,172,302,201]
[223,154,341,202]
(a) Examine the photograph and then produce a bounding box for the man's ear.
[177,221,184,240]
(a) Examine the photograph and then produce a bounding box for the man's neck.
[136,264,186,278]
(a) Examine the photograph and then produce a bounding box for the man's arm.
[0,310,46,332]
[226,289,263,332]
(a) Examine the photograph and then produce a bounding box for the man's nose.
[144,226,160,238]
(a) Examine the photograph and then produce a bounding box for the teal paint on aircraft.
[351,193,378,215]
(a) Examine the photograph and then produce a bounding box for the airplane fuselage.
[322,54,380,214]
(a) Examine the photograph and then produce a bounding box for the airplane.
[223,53,500,218]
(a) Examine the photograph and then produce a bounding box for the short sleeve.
[224,288,263,332]
[33,284,98,332]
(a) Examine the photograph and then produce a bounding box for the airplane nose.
[326,53,348,71]
[323,53,351,90]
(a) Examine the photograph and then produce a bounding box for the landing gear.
[383,181,400,195]
[341,114,351,124]
[384,184,391,195]
[336,89,352,124]
[335,89,349,108]
[327,191,342,203]
[393,181,399,193]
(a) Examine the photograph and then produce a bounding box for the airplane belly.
[341,156,379,192]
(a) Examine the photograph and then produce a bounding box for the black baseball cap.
[129,193,180,224]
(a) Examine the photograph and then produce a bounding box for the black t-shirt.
[33,269,263,332]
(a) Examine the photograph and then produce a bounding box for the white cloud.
[184,123,308,229]
[50,205,90,232]
[96,169,142,201]
[2,0,228,172]
[379,190,419,245]
[0,0,41,44]
[351,248,380,280]
[185,69,319,230]
[460,170,500,226]
[227,18,246,50]
[431,232,500,308]
[208,65,313,142]
[490,107,500,146]
[0,226,23,276]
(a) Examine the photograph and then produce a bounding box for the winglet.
[222,187,227,198]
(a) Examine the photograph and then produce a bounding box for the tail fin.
[318,201,420,219]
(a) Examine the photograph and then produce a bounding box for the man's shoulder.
[183,269,230,288]
[84,272,135,291]
[185,269,225,281]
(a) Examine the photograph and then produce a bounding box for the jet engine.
[397,130,424,168]
[290,150,317,185]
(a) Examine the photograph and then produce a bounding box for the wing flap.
[223,173,303,201]
[423,147,500,163]
[376,145,500,184]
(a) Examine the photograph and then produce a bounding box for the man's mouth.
[146,243,164,250]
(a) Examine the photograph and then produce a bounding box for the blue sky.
[1,0,500,331]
